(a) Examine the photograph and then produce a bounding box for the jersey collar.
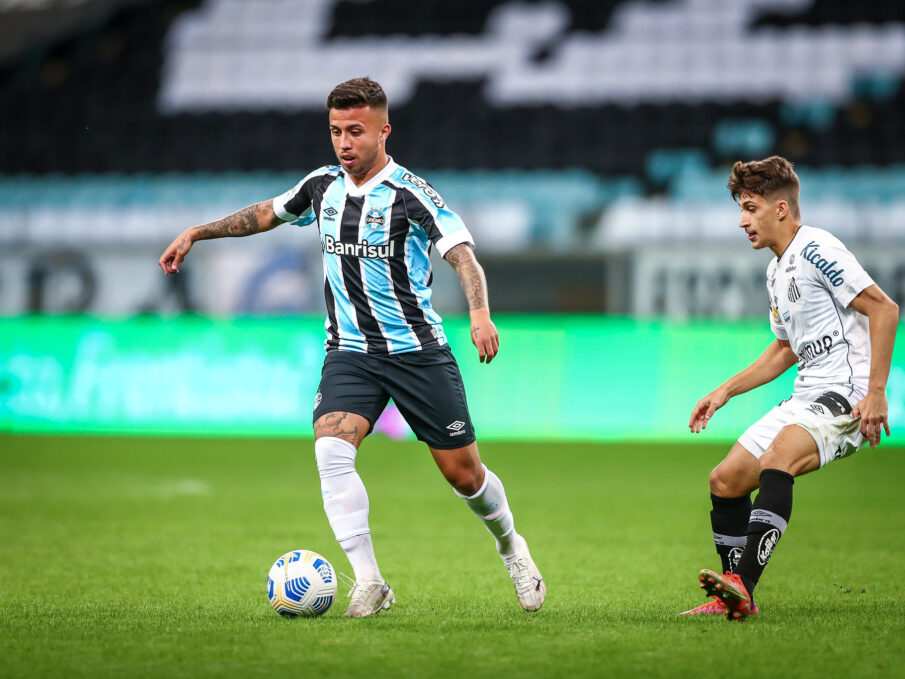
[776,224,807,266]
[342,156,398,198]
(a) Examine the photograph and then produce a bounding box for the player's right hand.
[689,388,730,433]
[158,231,194,275]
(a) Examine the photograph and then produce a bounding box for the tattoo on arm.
[194,202,277,240]
[446,243,488,310]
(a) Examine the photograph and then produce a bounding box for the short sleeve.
[803,240,874,308]
[272,180,309,222]
[395,171,475,256]
[272,167,335,225]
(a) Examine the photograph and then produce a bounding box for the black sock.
[710,493,752,573]
[735,469,794,595]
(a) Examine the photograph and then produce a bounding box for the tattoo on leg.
[314,412,361,445]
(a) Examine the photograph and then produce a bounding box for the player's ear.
[380,123,391,144]
[776,199,789,220]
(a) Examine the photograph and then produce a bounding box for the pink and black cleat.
[697,569,759,621]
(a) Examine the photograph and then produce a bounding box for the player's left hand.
[469,308,499,364]
[853,390,890,448]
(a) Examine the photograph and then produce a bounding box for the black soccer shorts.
[312,345,476,449]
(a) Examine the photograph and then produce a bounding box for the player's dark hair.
[728,156,800,218]
[326,77,388,111]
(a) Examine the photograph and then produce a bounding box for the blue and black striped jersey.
[272,158,474,354]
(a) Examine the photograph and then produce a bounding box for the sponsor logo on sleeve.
[801,241,845,286]
[401,172,446,209]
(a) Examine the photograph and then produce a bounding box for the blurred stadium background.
[1,0,904,440]
[4,2,905,677]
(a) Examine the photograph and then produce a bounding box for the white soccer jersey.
[766,225,875,397]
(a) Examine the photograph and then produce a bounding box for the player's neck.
[348,153,390,187]
[771,222,802,259]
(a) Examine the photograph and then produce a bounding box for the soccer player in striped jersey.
[682,156,898,620]
[159,77,544,617]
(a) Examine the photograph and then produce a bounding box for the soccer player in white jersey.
[158,78,545,617]
[681,156,899,620]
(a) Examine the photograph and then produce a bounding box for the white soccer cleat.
[342,579,396,618]
[502,534,546,612]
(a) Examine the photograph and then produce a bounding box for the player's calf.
[455,464,546,611]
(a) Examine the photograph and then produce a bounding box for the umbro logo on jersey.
[787,277,801,303]
[446,420,467,436]
[322,206,338,221]
[801,241,845,287]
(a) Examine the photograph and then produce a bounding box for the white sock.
[314,437,382,583]
[456,464,517,557]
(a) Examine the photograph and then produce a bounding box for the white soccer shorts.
[738,389,865,469]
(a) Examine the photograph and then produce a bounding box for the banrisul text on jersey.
[271,158,475,355]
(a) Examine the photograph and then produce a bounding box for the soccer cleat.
[343,580,396,618]
[679,597,729,616]
[679,596,759,617]
[698,569,758,621]
[502,534,546,612]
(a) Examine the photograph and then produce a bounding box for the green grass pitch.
[2,434,904,678]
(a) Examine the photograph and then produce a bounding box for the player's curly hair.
[728,156,800,218]
[326,77,388,111]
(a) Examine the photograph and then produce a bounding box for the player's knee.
[709,466,746,497]
[314,436,357,478]
[758,450,795,475]
[443,462,482,496]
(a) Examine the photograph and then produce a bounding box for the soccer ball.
[267,549,337,617]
